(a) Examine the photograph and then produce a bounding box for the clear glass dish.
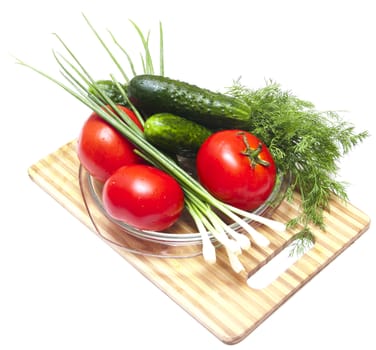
[79,162,290,258]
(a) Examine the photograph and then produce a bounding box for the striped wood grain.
[28,140,370,344]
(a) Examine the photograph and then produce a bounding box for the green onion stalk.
[16,15,286,273]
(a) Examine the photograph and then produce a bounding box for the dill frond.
[227,79,369,249]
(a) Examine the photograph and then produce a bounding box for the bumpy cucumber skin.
[144,113,212,157]
[128,75,252,129]
[88,80,130,106]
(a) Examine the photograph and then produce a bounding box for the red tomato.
[77,105,144,182]
[102,164,185,231]
[196,130,276,211]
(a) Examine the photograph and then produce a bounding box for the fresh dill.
[227,79,369,255]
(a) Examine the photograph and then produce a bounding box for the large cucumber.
[144,113,212,157]
[127,75,252,129]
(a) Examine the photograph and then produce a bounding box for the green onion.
[16,15,286,272]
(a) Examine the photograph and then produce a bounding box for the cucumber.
[144,113,212,157]
[88,80,130,106]
[127,74,252,129]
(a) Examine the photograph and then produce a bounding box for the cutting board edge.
[26,141,372,345]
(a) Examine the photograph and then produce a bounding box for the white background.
[1,0,375,349]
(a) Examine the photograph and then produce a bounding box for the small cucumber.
[144,113,212,157]
[127,75,252,129]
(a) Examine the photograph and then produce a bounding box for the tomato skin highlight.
[196,130,277,211]
[77,105,144,182]
[102,164,185,231]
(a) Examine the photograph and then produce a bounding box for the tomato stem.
[238,131,270,168]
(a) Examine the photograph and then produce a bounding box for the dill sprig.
[227,79,369,253]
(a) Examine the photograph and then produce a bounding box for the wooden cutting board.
[28,140,370,344]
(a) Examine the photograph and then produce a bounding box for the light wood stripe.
[28,141,371,345]
[288,263,310,281]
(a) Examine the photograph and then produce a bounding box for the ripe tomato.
[196,130,276,211]
[102,164,185,231]
[77,105,144,182]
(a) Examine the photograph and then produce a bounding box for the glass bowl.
[79,161,290,258]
